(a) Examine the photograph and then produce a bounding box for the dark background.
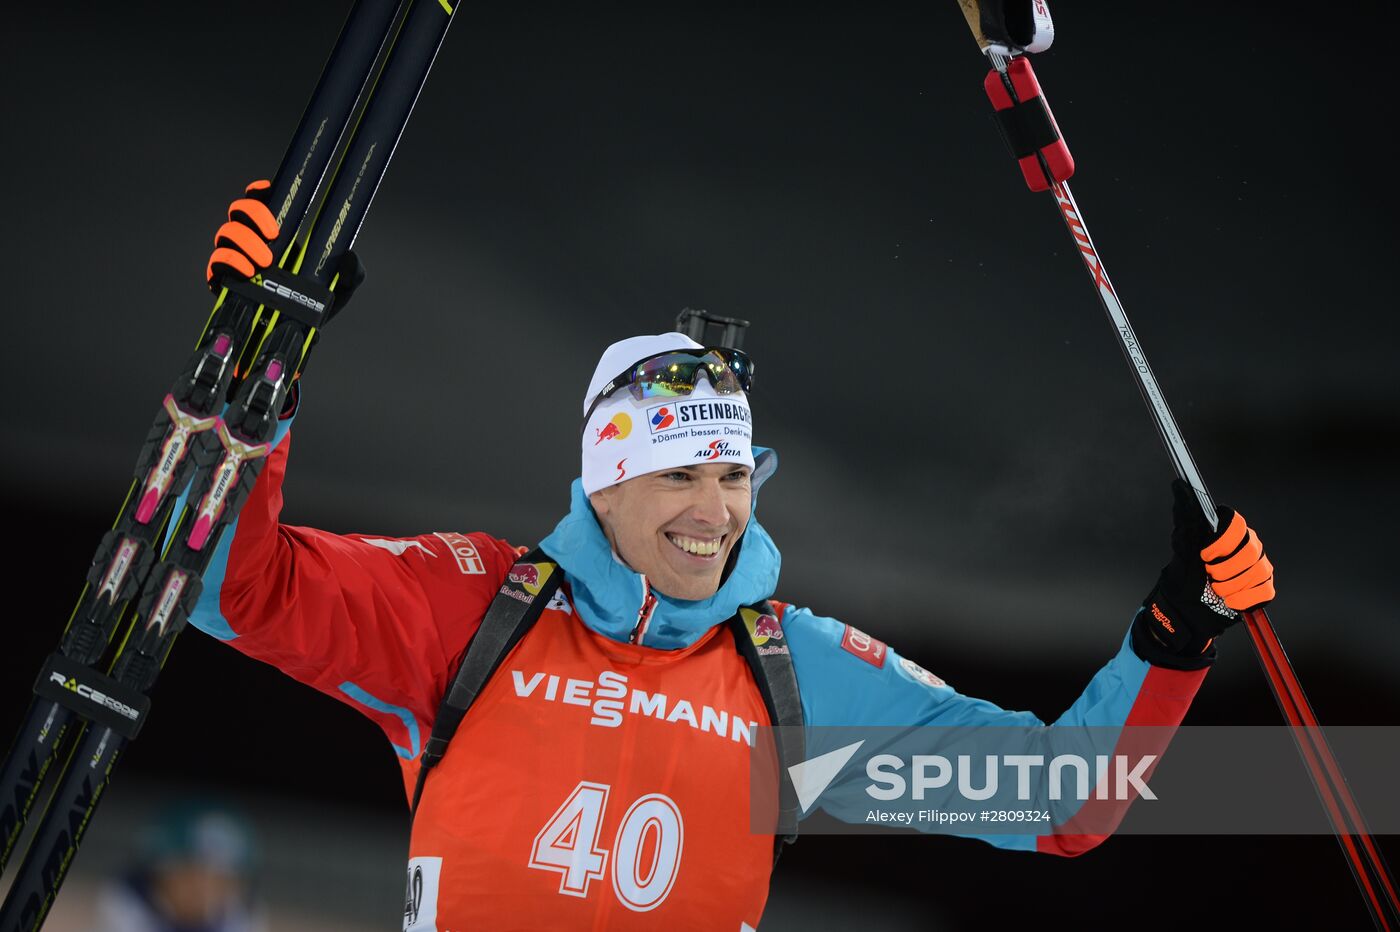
[3,1,1398,928]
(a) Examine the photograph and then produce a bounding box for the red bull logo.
[742,609,787,654]
[594,412,632,445]
[505,561,553,598]
[509,564,540,588]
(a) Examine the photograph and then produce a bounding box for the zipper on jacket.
[629,575,658,645]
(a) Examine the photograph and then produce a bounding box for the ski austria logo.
[695,440,740,460]
[594,412,632,445]
[741,607,788,656]
[899,657,946,689]
[650,406,676,431]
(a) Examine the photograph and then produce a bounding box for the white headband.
[581,333,755,495]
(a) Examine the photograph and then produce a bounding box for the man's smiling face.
[589,462,753,600]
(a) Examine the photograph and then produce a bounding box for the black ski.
[0,0,458,927]
[0,0,401,881]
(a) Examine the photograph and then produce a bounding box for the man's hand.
[1133,479,1277,670]
[204,179,364,316]
[207,179,280,290]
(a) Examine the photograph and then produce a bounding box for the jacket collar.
[539,448,781,649]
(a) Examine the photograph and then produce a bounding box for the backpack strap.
[730,601,805,865]
[410,547,561,815]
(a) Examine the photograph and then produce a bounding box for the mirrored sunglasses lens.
[704,362,741,394]
[631,380,688,399]
[630,354,699,399]
[728,355,753,387]
[704,350,751,393]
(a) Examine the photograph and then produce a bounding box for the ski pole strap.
[982,56,1075,192]
[410,549,561,815]
[730,604,805,864]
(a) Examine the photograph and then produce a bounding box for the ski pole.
[949,3,1399,927]
[0,0,402,880]
[1048,169,1398,932]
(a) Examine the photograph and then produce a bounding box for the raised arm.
[184,183,522,765]
[781,482,1274,854]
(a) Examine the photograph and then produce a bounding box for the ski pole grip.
[955,0,993,50]
[983,57,1075,191]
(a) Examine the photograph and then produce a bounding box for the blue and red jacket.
[180,419,1207,926]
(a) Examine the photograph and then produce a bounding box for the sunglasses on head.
[582,347,754,429]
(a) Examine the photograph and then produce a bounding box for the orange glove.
[1200,507,1276,611]
[1133,479,1276,670]
[206,179,280,290]
[203,179,364,318]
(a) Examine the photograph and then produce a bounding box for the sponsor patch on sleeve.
[898,657,946,689]
[432,532,485,575]
[840,624,887,668]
